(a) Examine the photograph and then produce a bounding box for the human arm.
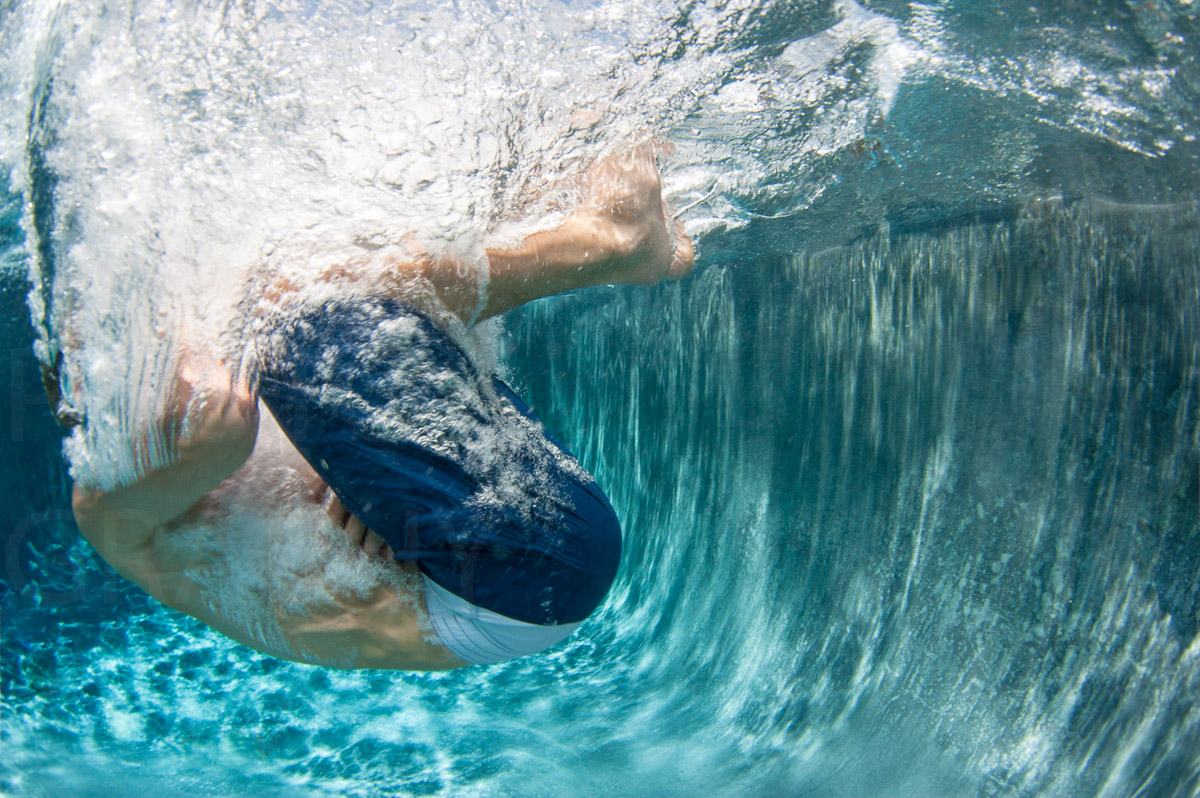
[374,146,694,324]
[71,358,259,571]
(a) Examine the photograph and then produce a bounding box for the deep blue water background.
[2,1,1199,796]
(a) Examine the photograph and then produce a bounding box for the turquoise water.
[2,1,1198,796]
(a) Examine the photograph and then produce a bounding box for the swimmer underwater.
[63,147,694,670]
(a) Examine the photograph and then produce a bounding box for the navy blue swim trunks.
[255,295,621,629]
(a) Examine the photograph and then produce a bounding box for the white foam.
[12,0,935,494]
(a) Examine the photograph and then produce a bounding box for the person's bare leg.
[304,146,692,324]
[477,146,693,320]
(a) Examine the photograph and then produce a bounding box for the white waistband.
[421,574,582,665]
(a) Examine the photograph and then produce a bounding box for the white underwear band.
[421,573,582,665]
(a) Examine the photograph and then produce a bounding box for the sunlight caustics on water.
[2,0,1198,796]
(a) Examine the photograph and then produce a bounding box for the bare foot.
[573,145,695,285]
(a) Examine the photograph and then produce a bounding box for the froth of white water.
[6,0,983,489]
[11,0,724,486]
[8,0,1192,490]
